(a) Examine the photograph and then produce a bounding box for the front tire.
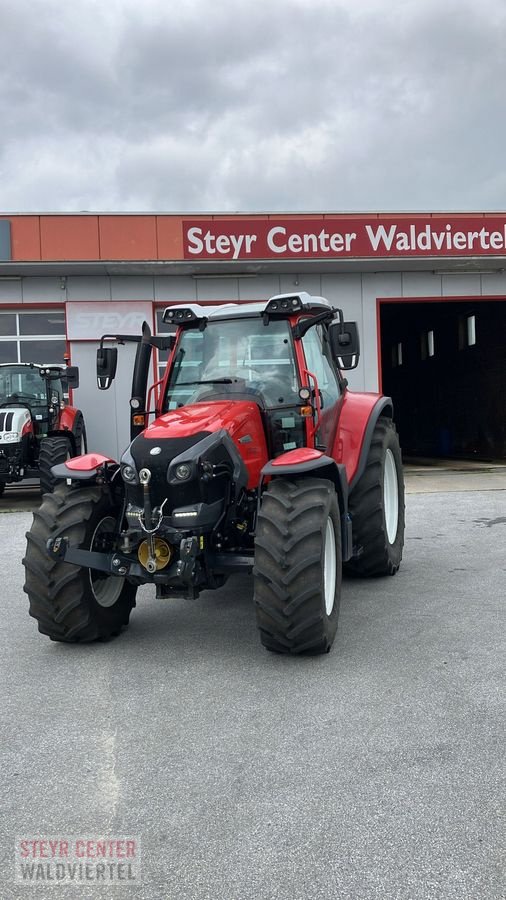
[253,477,342,654]
[23,483,136,642]
[346,416,405,576]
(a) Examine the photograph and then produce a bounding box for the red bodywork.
[58,406,80,433]
[144,401,268,489]
[66,453,117,471]
[333,392,392,485]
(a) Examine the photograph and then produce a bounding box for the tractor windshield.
[0,365,51,407]
[163,318,300,410]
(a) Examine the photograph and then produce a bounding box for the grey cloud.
[1,0,505,211]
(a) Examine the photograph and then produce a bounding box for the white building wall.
[2,266,500,457]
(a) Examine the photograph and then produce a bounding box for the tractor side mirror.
[329,321,360,370]
[96,347,118,390]
[65,366,79,389]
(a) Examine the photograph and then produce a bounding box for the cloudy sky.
[1,0,505,213]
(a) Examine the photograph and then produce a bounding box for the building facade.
[0,212,504,460]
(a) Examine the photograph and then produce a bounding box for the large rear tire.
[23,483,136,642]
[253,477,341,654]
[39,435,72,494]
[346,416,405,576]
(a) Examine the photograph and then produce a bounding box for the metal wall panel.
[279,274,322,295]
[110,276,155,300]
[361,273,403,392]
[321,274,364,391]
[0,280,22,302]
[154,276,197,301]
[441,274,481,297]
[195,278,242,302]
[21,277,64,303]
[401,272,443,297]
[238,275,281,300]
[66,276,112,300]
[71,341,138,459]
[478,271,506,294]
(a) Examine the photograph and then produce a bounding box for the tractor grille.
[128,431,210,509]
[0,412,14,431]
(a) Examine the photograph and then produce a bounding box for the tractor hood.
[142,400,268,489]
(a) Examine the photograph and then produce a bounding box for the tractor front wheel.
[253,477,341,654]
[346,416,405,577]
[23,483,136,642]
[39,435,72,494]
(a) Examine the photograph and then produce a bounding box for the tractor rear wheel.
[253,477,341,654]
[346,416,405,576]
[39,435,72,494]
[23,483,136,642]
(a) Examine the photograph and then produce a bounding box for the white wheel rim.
[324,516,337,616]
[384,449,399,544]
[89,516,124,608]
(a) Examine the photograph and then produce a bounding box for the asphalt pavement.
[0,479,505,899]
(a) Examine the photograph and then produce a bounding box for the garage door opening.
[379,298,506,462]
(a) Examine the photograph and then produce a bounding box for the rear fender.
[260,448,352,560]
[51,452,119,482]
[57,406,79,432]
[332,393,393,489]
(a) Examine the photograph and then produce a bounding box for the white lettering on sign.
[186,227,257,260]
[365,223,506,253]
[266,226,357,254]
[184,219,506,259]
[66,303,153,340]
[74,312,144,332]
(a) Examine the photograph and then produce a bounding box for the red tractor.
[23,294,404,655]
[0,362,85,497]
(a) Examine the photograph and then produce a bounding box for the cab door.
[301,325,343,451]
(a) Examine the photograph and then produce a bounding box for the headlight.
[3,432,19,443]
[120,444,139,483]
[122,464,137,483]
[175,463,192,481]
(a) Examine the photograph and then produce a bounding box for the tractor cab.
[0,363,78,433]
[159,296,358,458]
[162,311,305,458]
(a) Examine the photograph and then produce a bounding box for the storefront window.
[0,310,67,365]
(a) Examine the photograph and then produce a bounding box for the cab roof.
[163,292,334,324]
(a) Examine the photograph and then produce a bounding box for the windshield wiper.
[176,378,235,385]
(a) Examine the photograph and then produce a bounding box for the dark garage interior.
[380,299,506,461]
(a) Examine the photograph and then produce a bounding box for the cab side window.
[301,326,341,407]
[301,325,341,449]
